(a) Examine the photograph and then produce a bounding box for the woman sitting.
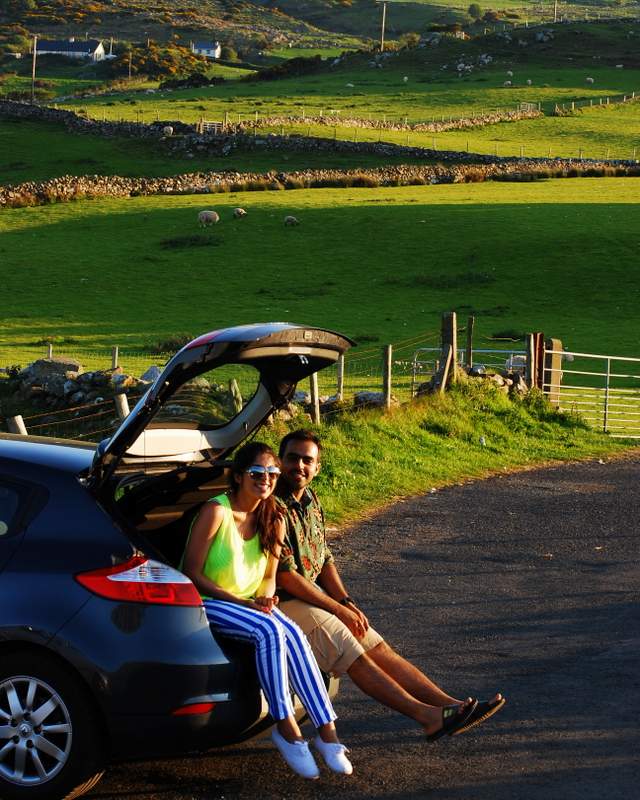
[182,442,352,779]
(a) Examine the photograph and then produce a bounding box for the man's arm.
[317,562,370,632]
[277,568,368,638]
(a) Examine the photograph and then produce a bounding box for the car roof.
[0,434,95,475]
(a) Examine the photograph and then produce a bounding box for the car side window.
[0,477,47,540]
[0,484,20,538]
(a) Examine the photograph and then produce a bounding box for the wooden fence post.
[310,373,320,424]
[441,311,458,385]
[465,315,475,369]
[543,338,563,406]
[382,345,392,409]
[229,379,243,413]
[47,343,53,358]
[7,415,28,435]
[436,345,453,394]
[114,393,130,420]
[525,333,536,389]
[336,355,344,401]
[111,346,119,370]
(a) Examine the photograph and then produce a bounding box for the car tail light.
[172,702,216,716]
[76,556,203,606]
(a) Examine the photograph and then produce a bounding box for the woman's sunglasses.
[245,465,281,481]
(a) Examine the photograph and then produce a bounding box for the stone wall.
[1,99,638,209]
[232,108,543,134]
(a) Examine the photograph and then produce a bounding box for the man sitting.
[275,429,504,740]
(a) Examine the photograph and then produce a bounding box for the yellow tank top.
[196,494,268,600]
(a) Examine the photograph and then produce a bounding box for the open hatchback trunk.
[89,323,353,564]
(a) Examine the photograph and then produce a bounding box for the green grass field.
[0,118,440,186]
[1,179,639,369]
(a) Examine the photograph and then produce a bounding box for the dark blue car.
[0,323,352,800]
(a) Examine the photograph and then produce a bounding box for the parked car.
[0,322,353,800]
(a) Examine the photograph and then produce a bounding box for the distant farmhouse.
[190,40,221,59]
[35,38,105,61]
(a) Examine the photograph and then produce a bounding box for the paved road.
[90,456,640,800]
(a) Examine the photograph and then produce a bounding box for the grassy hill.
[1,178,639,366]
[38,19,638,160]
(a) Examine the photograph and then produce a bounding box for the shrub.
[351,173,380,188]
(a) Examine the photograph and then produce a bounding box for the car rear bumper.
[52,598,267,757]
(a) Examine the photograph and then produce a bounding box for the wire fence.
[1,332,530,442]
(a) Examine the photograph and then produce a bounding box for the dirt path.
[91,456,639,800]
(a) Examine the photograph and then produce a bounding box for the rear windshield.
[152,363,261,428]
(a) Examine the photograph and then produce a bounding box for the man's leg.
[346,652,468,733]
[366,641,459,706]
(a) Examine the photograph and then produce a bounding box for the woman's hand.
[252,595,279,613]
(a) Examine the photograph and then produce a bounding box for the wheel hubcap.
[0,675,72,786]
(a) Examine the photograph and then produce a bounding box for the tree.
[5,0,37,15]
[220,44,238,61]
[468,3,482,19]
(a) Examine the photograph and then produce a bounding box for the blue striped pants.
[203,600,337,728]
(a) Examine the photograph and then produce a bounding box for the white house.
[190,40,221,59]
[36,38,105,61]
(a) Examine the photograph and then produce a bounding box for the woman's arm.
[182,502,257,607]
[254,518,285,611]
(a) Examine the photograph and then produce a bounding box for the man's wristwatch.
[339,596,355,607]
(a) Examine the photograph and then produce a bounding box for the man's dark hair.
[279,429,322,458]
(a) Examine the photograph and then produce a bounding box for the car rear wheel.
[0,653,105,800]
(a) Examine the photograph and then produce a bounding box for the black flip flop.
[451,696,506,736]
[426,700,478,742]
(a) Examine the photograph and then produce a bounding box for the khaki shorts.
[279,598,383,676]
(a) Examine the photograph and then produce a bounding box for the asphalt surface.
[89,456,640,800]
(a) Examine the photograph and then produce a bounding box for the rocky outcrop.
[8,358,151,411]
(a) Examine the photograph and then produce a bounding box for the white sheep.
[198,210,219,227]
[345,82,355,88]
[162,125,174,137]
[506,70,514,77]
[503,80,512,87]
[284,215,300,226]
[233,207,247,219]
[526,79,532,85]
[585,76,595,84]
[403,76,408,83]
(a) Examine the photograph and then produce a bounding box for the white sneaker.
[271,729,320,779]
[313,736,354,775]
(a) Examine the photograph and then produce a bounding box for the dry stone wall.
[1,100,638,210]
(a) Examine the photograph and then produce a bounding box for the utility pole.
[31,34,38,104]
[380,1,387,52]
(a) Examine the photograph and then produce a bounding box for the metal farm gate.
[543,347,640,438]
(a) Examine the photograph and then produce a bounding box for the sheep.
[403,76,409,83]
[345,82,355,88]
[526,79,532,85]
[503,80,512,87]
[284,215,300,226]
[162,125,174,137]
[198,210,219,227]
[585,76,595,84]
[233,207,247,219]
[506,70,514,77]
